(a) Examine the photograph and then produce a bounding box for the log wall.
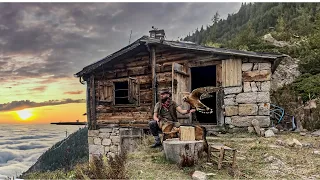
[90,48,219,128]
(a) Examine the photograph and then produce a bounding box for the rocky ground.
[128,130,320,180]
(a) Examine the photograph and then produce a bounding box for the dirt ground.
[126,132,320,180]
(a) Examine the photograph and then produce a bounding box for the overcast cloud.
[0,3,241,82]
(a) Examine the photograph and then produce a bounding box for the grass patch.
[21,133,320,179]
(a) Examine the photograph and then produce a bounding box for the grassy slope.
[23,133,320,179]
[20,127,88,178]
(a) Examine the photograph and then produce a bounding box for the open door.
[172,63,190,123]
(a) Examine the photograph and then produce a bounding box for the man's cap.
[159,89,172,96]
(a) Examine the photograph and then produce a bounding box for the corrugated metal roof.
[75,36,287,77]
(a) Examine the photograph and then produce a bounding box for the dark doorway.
[191,65,217,124]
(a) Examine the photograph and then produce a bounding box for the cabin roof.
[75,36,288,77]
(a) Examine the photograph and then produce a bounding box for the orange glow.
[16,109,33,120]
[0,103,86,124]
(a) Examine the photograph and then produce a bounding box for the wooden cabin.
[75,29,286,131]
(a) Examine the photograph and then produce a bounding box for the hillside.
[184,2,320,129]
[20,127,88,177]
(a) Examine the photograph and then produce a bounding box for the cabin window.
[113,78,140,106]
[114,81,131,105]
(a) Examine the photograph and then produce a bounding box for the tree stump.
[163,138,205,167]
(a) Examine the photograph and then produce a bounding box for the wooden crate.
[179,126,195,141]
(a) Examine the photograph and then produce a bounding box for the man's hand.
[177,106,197,115]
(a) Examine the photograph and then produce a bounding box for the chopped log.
[163,139,205,167]
[179,126,195,141]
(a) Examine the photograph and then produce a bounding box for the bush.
[74,153,128,179]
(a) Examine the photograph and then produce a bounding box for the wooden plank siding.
[90,47,228,128]
[222,59,242,87]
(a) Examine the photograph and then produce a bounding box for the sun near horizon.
[16,109,33,120]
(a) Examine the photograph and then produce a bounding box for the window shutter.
[222,59,242,87]
[128,77,140,105]
[98,81,105,101]
[104,81,113,103]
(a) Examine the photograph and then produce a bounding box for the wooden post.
[216,63,224,126]
[218,147,224,170]
[86,78,91,130]
[90,74,96,130]
[232,150,237,169]
[150,46,157,110]
[207,145,211,162]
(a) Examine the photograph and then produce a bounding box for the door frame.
[187,60,224,126]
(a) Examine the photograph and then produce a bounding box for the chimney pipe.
[149,27,165,40]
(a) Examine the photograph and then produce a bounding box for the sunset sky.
[0,2,241,124]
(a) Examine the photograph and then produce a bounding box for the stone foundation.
[224,62,271,128]
[88,127,142,161]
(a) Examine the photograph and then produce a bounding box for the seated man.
[149,89,195,148]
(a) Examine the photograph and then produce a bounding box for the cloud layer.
[0,124,83,178]
[0,99,85,112]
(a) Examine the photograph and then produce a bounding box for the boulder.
[251,119,260,135]
[269,127,279,134]
[275,140,286,146]
[248,126,255,133]
[313,150,320,155]
[286,138,302,147]
[260,128,265,136]
[265,130,275,138]
[192,171,207,180]
[311,130,320,137]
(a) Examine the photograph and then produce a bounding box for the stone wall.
[88,127,143,161]
[224,62,271,128]
[88,128,121,160]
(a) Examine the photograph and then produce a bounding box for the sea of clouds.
[0,124,83,178]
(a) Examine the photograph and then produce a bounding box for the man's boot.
[151,136,162,148]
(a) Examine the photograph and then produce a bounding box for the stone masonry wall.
[88,128,120,160]
[88,127,143,161]
[224,61,271,128]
